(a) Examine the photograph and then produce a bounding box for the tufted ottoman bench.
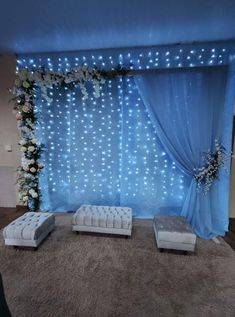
[3,212,55,249]
[72,205,132,237]
[153,215,196,253]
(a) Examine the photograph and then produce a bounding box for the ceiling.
[1,0,235,54]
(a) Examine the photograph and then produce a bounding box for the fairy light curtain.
[33,76,186,217]
[17,42,235,226]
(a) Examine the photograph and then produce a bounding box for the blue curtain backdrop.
[134,67,229,238]
[36,77,187,217]
[18,42,235,238]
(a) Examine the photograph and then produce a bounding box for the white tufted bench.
[72,205,132,236]
[153,215,196,253]
[3,212,55,249]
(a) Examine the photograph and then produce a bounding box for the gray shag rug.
[0,214,235,317]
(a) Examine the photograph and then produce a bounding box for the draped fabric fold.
[134,67,230,238]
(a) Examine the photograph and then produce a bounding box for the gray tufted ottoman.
[3,212,55,249]
[153,215,196,253]
[72,205,132,236]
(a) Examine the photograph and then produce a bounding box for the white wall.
[0,54,234,217]
[0,54,20,206]
[0,166,16,207]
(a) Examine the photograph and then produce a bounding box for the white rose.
[31,138,37,144]
[22,196,28,202]
[20,69,28,81]
[19,139,27,145]
[23,81,30,89]
[29,167,36,173]
[20,146,27,152]
[29,189,38,198]
[22,104,31,113]
[15,78,21,87]
[30,159,35,164]
[28,146,35,152]
[16,113,22,120]
[23,165,29,171]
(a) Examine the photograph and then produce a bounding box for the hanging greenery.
[11,64,129,211]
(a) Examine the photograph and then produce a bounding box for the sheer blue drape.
[119,77,188,217]
[134,67,230,238]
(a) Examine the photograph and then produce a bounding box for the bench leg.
[159,248,164,253]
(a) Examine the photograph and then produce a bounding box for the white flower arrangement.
[11,64,129,211]
[194,140,231,194]
[14,66,103,103]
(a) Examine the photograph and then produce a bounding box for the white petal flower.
[22,165,29,171]
[28,146,35,152]
[19,139,27,145]
[16,113,22,120]
[20,69,28,81]
[20,146,27,152]
[15,78,21,87]
[32,192,38,198]
[23,81,30,89]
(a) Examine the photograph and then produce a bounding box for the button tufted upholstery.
[72,205,132,236]
[153,215,196,252]
[3,212,55,248]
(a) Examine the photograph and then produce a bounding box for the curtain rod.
[122,64,228,76]
[17,40,235,58]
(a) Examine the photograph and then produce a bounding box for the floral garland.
[193,140,230,194]
[12,64,129,211]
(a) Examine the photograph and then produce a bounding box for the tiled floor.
[0,207,234,250]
